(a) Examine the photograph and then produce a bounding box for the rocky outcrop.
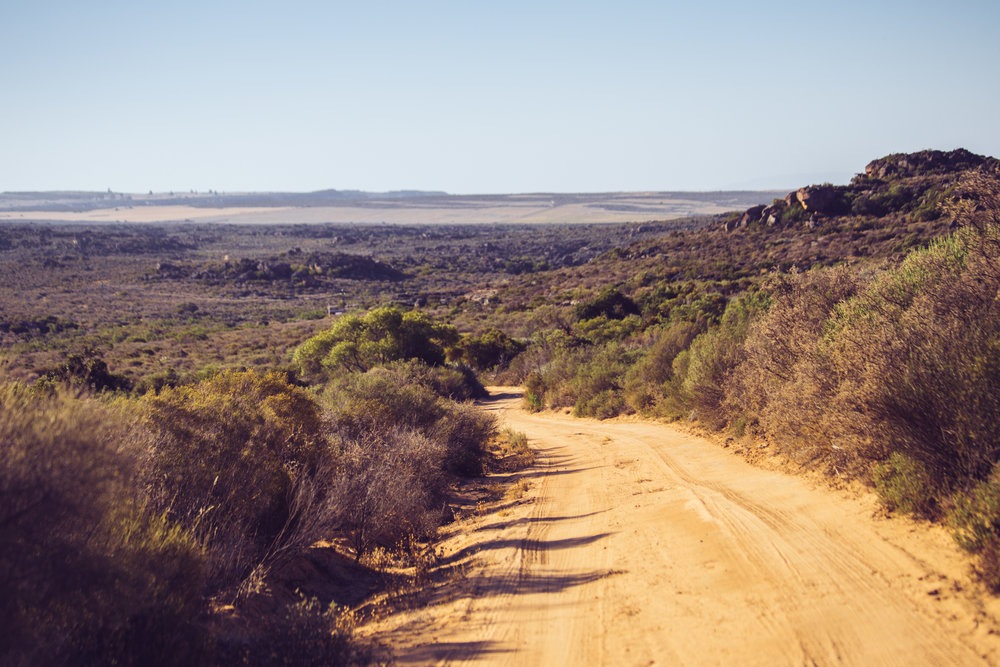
[796,185,843,215]
[738,205,766,228]
[761,200,787,226]
[861,148,994,181]
[723,148,998,233]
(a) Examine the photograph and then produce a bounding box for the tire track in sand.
[372,389,1000,665]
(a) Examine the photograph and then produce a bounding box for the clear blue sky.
[2,0,998,193]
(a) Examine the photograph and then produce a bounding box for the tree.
[460,328,526,371]
[292,306,458,379]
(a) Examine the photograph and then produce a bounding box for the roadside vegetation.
[1,305,502,665]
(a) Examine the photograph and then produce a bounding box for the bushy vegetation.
[3,306,500,663]
[0,385,206,666]
[137,370,326,592]
[292,305,458,378]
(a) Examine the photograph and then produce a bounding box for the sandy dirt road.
[368,389,1000,665]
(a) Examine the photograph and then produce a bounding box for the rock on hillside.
[726,148,999,232]
[861,148,992,180]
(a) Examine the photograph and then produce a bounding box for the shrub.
[523,372,545,412]
[320,427,448,560]
[292,306,458,380]
[381,359,486,401]
[623,321,700,415]
[949,465,1000,591]
[37,350,132,392]
[137,370,325,593]
[728,266,863,462]
[872,452,938,518]
[573,313,642,345]
[675,292,769,429]
[574,286,640,321]
[430,401,498,476]
[819,229,1000,483]
[326,367,495,477]
[326,367,443,438]
[0,384,207,666]
[460,327,526,372]
[571,343,640,419]
[491,428,536,472]
[216,595,356,666]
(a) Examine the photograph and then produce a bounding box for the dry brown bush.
[0,384,206,666]
[729,266,865,465]
[311,427,448,561]
[136,370,326,594]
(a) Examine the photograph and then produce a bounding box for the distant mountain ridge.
[0,188,450,213]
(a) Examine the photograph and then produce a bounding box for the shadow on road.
[390,639,512,664]
[475,509,610,533]
[441,532,614,565]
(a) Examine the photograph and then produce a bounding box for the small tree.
[460,328,526,371]
[293,306,458,380]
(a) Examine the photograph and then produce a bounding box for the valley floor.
[363,389,1000,665]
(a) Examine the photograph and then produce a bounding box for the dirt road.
[367,389,1000,665]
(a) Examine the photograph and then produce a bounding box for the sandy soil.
[0,198,737,225]
[364,388,1000,665]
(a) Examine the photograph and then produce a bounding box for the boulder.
[738,204,766,228]
[761,200,787,226]
[796,185,840,214]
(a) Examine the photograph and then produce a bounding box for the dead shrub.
[491,427,535,472]
[318,427,447,560]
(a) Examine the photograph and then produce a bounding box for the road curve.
[372,389,1000,665]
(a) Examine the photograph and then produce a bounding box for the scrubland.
[4,150,1000,663]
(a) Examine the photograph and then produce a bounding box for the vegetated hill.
[473,148,996,314]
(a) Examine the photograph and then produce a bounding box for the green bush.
[523,372,545,412]
[872,452,938,518]
[37,350,132,393]
[949,464,1000,591]
[574,286,640,321]
[675,292,769,429]
[571,343,639,419]
[817,228,1000,484]
[292,306,458,380]
[623,321,700,415]
[381,358,486,401]
[460,327,526,372]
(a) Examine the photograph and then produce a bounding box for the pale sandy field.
[0,194,766,225]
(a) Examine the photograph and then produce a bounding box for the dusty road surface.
[365,389,1000,665]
